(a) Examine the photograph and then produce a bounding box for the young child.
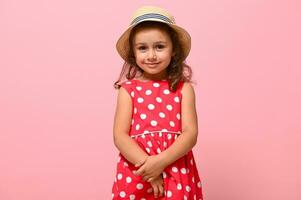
[112,6,204,200]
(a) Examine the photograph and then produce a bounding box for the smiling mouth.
[146,62,159,65]
[146,63,159,68]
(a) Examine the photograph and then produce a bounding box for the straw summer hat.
[116,6,191,61]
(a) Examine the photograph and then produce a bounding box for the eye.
[156,44,165,49]
[137,46,147,51]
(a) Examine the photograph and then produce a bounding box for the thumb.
[135,164,145,176]
[135,157,147,167]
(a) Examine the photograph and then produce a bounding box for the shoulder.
[182,81,195,90]
[116,81,132,112]
[181,81,196,100]
[118,80,135,95]
[119,80,134,88]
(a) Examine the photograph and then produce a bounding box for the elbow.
[182,129,198,147]
[113,133,121,147]
[113,132,127,148]
[191,131,198,147]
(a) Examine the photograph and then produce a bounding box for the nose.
[147,49,157,60]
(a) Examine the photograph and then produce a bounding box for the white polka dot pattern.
[167,190,172,197]
[159,112,165,118]
[112,80,203,200]
[119,191,126,198]
[137,97,143,103]
[166,104,173,111]
[172,167,178,173]
[163,89,170,94]
[181,168,187,174]
[147,141,152,147]
[117,173,122,180]
[140,114,146,120]
[145,90,152,95]
[186,185,191,192]
[150,120,157,126]
[126,176,132,183]
[156,97,162,103]
[136,183,143,190]
[148,104,155,110]
[153,82,160,87]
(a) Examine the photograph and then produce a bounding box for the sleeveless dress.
[112,79,203,200]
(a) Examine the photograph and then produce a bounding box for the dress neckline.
[132,79,168,83]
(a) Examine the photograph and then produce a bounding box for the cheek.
[133,51,142,60]
[161,52,173,61]
[135,53,145,63]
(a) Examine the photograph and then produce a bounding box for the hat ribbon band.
[130,13,174,25]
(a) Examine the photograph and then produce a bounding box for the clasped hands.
[134,154,166,182]
[134,155,167,198]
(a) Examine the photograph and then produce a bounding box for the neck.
[140,71,168,81]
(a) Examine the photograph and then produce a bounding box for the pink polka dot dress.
[112,79,203,200]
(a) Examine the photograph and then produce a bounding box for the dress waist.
[130,129,181,138]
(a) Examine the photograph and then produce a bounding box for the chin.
[145,69,162,74]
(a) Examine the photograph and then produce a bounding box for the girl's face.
[132,27,175,79]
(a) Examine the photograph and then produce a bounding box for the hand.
[148,174,164,198]
[135,155,166,182]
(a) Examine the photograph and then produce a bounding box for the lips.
[146,63,159,68]
[146,63,159,65]
[145,62,160,67]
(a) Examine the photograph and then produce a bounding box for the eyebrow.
[135,41,167,46]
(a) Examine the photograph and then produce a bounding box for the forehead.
[133,27,172,43]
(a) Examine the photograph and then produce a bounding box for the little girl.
[112,6,204,200]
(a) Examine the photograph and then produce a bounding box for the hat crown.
[130,6,176,26]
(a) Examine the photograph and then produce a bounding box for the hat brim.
[116,19,191,62]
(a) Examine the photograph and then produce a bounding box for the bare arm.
[159,82,198,167]
[113,86,148,165]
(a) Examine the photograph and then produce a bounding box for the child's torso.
[121,79,184,137]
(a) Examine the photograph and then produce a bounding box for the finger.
[142,171,151,180]
[145,174,155,182]
[135,158,146,167]
[135,162,142,168]
[153,185,158,198]
[147,177,154,182]
[142,175,149,182]
[159,184,164,197]
[147,187,153,194]
[135,165,145,176]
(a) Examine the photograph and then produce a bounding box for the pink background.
[0,0,300,199]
